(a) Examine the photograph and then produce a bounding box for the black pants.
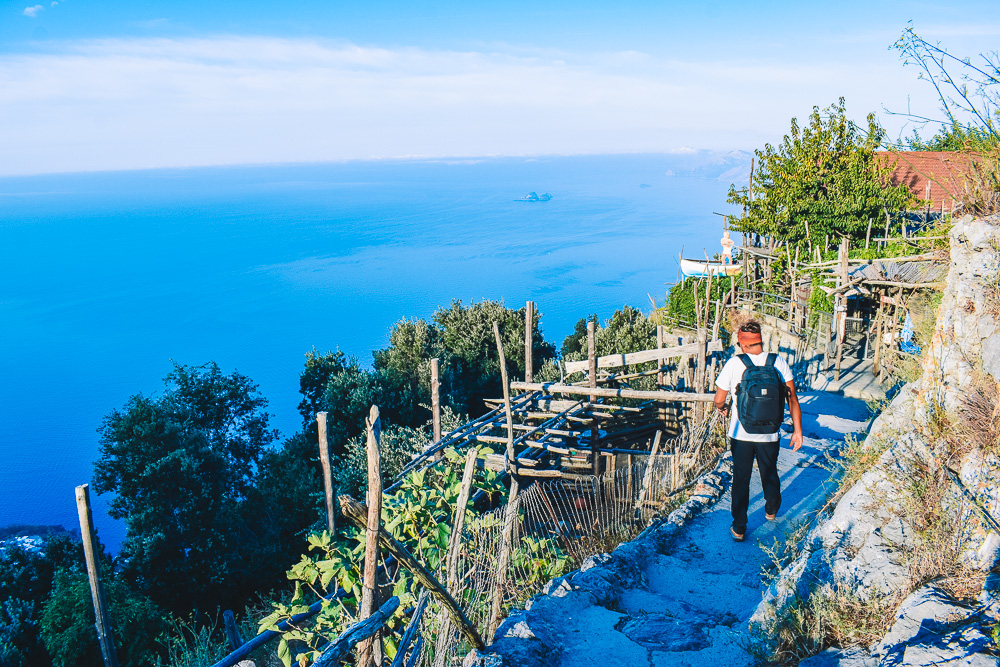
[730,437,781,533]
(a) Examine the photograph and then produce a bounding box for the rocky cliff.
[755,213,1000,666]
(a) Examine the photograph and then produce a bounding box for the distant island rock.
[516,192,552,202]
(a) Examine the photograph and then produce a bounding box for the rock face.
[752,214,1000,665]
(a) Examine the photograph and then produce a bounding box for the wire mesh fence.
[402,416,724,667]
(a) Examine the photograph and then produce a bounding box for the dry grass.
[946,371,1000,461]
[769,587,904,665]
[960,148,1000,217]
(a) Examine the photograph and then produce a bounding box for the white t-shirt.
[715,352,794,442]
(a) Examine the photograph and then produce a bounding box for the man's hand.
[790,431,803,451]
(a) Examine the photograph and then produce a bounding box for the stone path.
[488,391,872,667]
[811,354,886,402]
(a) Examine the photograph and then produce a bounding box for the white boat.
[680,258,742,279]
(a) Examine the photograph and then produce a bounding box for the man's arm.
[785,380,803,451]
[714,388,729,417]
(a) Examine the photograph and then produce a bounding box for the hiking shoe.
[730,526,745,542]
[766,512,778,521]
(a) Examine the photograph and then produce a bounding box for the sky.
[2,1,999,176]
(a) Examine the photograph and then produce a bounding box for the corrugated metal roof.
[848,258,948,285]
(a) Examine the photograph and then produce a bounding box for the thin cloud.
[22,5,43,17]
[0,35,942,176]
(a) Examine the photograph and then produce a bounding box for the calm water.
[0,153,741,549]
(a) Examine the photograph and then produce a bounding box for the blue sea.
[0,153,745,550]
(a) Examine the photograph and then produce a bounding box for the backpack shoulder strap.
[738,354,754,368]
[765,353,777,367]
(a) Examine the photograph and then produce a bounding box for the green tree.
[727,98,913,244]
[432,299,555,416]
[93,362,279,614]
[0,533,88,665]
[40,569,166,667]
[297,349,349,437]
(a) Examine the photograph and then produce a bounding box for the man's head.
[737,320,764,354]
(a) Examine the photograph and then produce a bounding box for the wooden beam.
[313,597,400,667]
[563,340,724,374]
[340,496,485,650]
[510,381,716,403]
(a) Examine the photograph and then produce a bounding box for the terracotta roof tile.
[877,151,975,208]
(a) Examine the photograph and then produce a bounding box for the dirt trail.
[551,391,871,667]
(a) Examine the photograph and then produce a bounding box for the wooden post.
[492,322,515,466]
[317,412,336,535]
[656,325,666,390]
[489,477,520,637]
[447,448,479,584]
[75,484,119,667]
[313,597,401,667]
[357,406,384,667]
[340,496,485,650]
[524,301,534,383]
[588,319,599,476]
[635,430,662,512]
[391,591,430,667]
[925,181,932,226]
[223,610,243,652]
[696,328,708,421]
[671,438,680,490]
[435,448,479,665]
[834,239,849,382]
[430,358,441,445]
[866,218,873,250]
[872,305,883,376]
[709,302,722,387]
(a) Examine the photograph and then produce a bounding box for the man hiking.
[713,319,803,542]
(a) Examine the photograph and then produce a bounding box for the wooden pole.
[524,301,534,383]
[509,381,716,402]
[223,610,243,652]
[435,448,479,664]
[588,319,599,476]
[492,322,515,466]
[313,597,401,667]
[358,406,384,667]
[866,218,873,250]
[489,475,520,637]
[872,304,883,376]
[317,412,336,535]
[635,430,662,512]
[447,448,479,585]
[340,496,485,650]
[695,328,708,422]
[834,239,849,382]
[391,591,430,667]
[75,484,119,667]
[430,358,441,445]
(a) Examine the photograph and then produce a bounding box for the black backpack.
[735,353,785,434]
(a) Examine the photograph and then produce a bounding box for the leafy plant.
[262,448,505,667]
